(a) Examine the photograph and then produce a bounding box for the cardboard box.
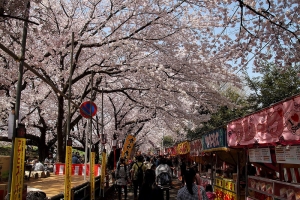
[0,156,10,182]
[0,183,27,200]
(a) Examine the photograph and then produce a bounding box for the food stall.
[175,141,191,181]
[200,127,245,200]
[227,94,300,200]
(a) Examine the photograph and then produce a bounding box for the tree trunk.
[38,128,47,161]
[57,96,65,162]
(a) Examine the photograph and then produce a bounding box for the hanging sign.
[80,101,97,118]
[202,127,227,150]
[64,139,72,200]
[177,141,190,155]
[227,96,300,147]
[90,148,95,200]
[10,124,26,200]
[190,139,203,156]
[121,135,136,159]
[165,147,177,156]
[275,146,300,164]
[100,151,106,189]
[249,148,272,163]
[10,138,26,200]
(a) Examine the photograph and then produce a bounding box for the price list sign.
[249,148,272,163]
[275,146,300,164]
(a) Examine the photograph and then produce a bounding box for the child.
[205,184,216,200]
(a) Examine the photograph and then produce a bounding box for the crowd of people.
[114,151,216,200]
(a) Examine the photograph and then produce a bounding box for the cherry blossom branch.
[236,0,300,43]
[0,14,39,25]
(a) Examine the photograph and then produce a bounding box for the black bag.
[26,191,47,200]
[157,172,170,186]
[136,163,144,183]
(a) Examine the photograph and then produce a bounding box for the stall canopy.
[227,95,300,147]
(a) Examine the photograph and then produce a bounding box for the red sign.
[80,101,97,118]
[227,95,300,147]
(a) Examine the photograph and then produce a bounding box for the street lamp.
[112,133,118,170]
[117,140,123,149]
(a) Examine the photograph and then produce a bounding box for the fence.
[48,176,101,200]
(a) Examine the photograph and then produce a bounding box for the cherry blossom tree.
[1,0,299,160]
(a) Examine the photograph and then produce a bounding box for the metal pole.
[7,3,29,199]
[84,128,88,181]
[237,150,240,200]
[90,72,95,199]
[90,72,94,160]
[114,147,116,170]
[99,88,104,197]
[245,148,249,197]
[162,130,164,155]
[67,32,74,140]
[64,32,75,200]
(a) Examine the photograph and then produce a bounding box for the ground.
[101,178,182,200]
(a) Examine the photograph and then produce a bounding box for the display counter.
[248,175,300,200]
[214,177,242,200]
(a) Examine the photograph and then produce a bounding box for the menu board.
[249,148,272,163]
[275,146,300,164]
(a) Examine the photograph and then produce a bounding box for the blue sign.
[202,128,227,150]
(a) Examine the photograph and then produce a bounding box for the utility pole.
[7,2,29,200]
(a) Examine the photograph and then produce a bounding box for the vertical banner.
[90,147,95,200]
[64,139,72,200]
[10,137,26,200]
[121,135,136,160]
[100,151,106,189]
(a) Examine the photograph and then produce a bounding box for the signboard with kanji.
[121,135,136,159]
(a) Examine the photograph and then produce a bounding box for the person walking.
[115,158,129,200]
[138,169,164,200]
[156,157,172,200]
[131,155,147,199]
[177,168,209,200]
[180,159,186,187]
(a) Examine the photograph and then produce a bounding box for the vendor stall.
[227,94,300,200]
[200,127,245,200]
[175,141,192,180]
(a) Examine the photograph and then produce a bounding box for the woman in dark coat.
[138,169,163,200]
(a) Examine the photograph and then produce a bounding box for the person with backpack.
[115,157,129,200]
[138,169,164,200]
[155,157,172,200]
[131,155,147,199]
[177,168,209,200]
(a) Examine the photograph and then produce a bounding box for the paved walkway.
[101,178,182,200]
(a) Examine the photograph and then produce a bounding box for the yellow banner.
[64,145,72,200]
[100,151,106,189]
[121,135,136,159]
[90,151,95,200]
[177,141,190,155]
[10,138,26,200]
